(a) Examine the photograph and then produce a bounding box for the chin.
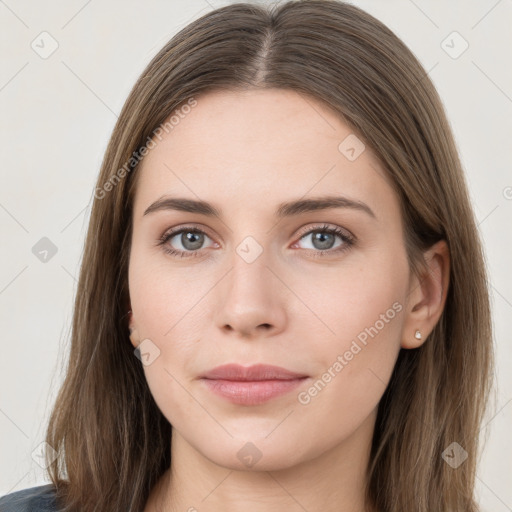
[192,434,309,472]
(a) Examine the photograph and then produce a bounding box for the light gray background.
[1,0,511,509]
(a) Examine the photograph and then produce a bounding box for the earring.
[414,329,422,340]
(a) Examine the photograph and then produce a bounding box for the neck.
[147,409,377,512]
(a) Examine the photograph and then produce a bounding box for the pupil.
[314,231,334,250]
[183,231,203,250]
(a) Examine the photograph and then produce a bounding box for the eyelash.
[156,224,355,259]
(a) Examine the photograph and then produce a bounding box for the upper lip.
[200,364,308,381]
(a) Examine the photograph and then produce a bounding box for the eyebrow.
[143,195,376,219]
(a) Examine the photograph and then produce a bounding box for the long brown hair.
[45,1,494,510]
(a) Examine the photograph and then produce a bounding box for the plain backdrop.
[1,0,511,509]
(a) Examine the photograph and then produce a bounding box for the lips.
[200,363,308,381]
[199,364,309,405]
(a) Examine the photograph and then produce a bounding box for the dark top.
[0,484,59,512]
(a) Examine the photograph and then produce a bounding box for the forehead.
[133,88,398,222]
[147,88,358,163]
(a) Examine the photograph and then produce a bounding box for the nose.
[215,251,287,339]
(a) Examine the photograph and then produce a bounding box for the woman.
[0,0,493,511]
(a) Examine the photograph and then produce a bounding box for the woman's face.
[128,88,412,471]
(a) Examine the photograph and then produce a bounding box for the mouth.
[199,363,309,405]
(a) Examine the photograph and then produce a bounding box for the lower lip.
[201,378,308,405]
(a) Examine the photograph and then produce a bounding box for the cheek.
[296,246,408,351]
[128,244,209,338]
[292,250,407,418]
[128,252,211,424]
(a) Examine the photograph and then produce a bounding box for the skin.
[127,88,450,512]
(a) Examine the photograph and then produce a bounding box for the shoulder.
[0,484,59,512]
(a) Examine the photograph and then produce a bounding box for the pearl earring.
[414,329,422,340]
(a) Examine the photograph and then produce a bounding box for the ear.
[401,239,450,349]
[127,308,140,348]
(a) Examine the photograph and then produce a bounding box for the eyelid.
[161,223,218,242]
[294,223,355,243]
[158,223,218,251]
